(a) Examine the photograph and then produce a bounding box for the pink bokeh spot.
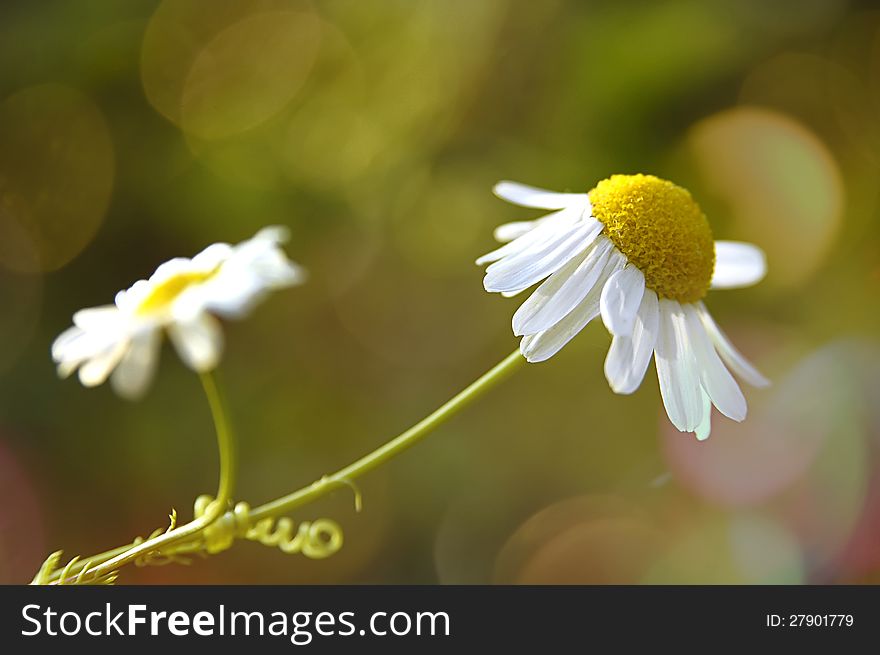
[0,434,46,583]
[661,403,826,508]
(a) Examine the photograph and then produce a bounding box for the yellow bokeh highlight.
[494,496,663,584]
[644,514,804,584]
[141,0,321,140]
[688,107,843,287]
[0,84,114,272]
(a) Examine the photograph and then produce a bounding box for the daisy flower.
[52,226,305,399]
[478,174,769,440]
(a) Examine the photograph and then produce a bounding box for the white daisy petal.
[475,206,580,266]
[604,288,659,394]
[168,314,224,372]
[520,299,598,364]
[697,302,769,388]
[654,299,703,432]
[513,237,613,336]
[229,225,290,262]
[52,322,125,369]
[246,246,306,288]
[53,325,98,379]
[682,304,747,421]
[52,325,86,363]
[57,359,80,379]
[77,340,129,387]
[54,307,128,377]
[484,218,602,294]
[150,257,193,284]
[520,251,624,362]
[72,305,122,330]
[600,263,646,337]
[711,241,767,289]
[493,220,539,243]
[189,275,264,319]
[493,181,589,210]
[168,285,214,323]
[114,280,150,311]
[53,226,304,397]
[110,329,161,399]
[604,333,634,393]
[695,390,712,441]
[174,242,305,321]
[251,225,290,244]
[493,209,581,243]
[191,242,233,268]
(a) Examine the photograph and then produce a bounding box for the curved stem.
[56,371,236,583]
[47,350,524,582]
[249,349,524,522]
[200,371,237,505]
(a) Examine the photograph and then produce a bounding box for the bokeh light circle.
[141,0,321,140]
[0,84,114,272]
[494,496,664,584]
[644,513,804,584]
[664,340,876,579]
[687,106,843,288]
[663,340,868,508]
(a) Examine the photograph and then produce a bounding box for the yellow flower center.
[135,267,219,316]
[588,174,715,303]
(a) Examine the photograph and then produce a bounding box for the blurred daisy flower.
[52,226,305,398]
[478,174,769,440]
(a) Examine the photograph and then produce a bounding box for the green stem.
[47,350,524,582]
[200,371,237,505]
[249,349,524,522]
[56,371,237,583]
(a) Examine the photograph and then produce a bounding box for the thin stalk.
[249,349,524,522]
[49,350,525,582]
[54,371,236,583]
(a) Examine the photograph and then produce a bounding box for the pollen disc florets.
[589,174,715,303]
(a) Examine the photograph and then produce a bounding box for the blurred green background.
[1,0,879,584]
